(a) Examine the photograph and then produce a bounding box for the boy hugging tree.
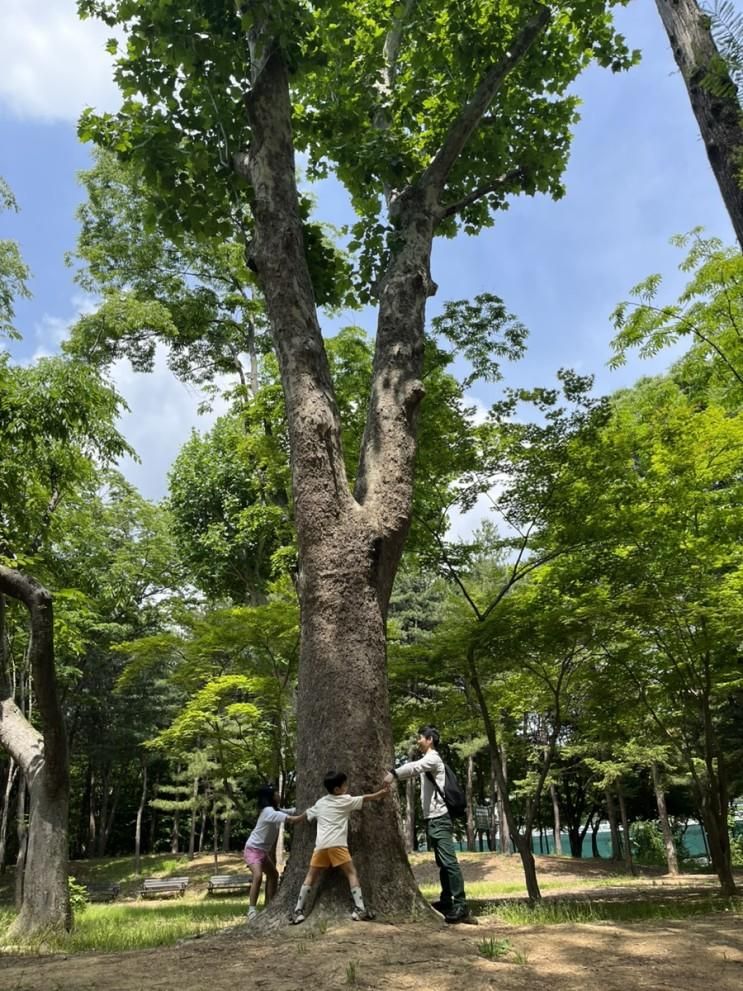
[292,770,389,924]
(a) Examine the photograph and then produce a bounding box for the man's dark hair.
[418,725,440,748]
[257,784,276,809]
[323,770,348,793]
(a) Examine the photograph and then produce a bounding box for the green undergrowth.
[0,899,247,954]
[484,894,743,926]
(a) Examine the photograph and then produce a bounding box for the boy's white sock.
[350,885,366,913]
[295,884,312,913]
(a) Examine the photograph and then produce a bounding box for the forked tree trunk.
[235,2,551,924]
[651,763,679,875]
[655,0,743,250]
[0,567,70,936]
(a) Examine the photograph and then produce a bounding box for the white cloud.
[0,1,122,122]
[111,347,230,503]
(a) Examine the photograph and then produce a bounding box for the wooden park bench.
[84,882,121,903]
[207,874,253,895]
[140,876,189,898]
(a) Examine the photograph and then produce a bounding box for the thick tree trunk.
[652,762,679,875]
[0,568,70,936]
[655,0,743,250]
[235,3,550,925]
[550,783,563,855]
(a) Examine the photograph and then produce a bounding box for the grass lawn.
[0,897,247,953]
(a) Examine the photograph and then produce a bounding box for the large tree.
[79,0,635,922]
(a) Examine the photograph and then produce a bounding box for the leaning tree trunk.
[655,0,743,250]
[0,567,70,936]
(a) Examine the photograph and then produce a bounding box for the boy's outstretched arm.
[362,782,391,802]
[286,811,306,824]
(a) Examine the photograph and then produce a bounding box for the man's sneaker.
[350,910,375,921]
[291,911,305,925]
[444,906,471,925]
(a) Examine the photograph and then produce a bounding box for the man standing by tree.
[385,726,470,923]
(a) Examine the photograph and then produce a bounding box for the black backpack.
[426,764,467,820]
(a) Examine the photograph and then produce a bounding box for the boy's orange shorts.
[310,846,352,868]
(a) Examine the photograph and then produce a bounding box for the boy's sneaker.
[351,909,375,921]
[247,907,258,922]
[291,911,305,925]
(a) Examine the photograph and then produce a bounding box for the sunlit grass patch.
[418,875,654,900]
[0,898,247,954]
[485,895,743,926]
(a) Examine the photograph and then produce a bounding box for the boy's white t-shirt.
[305,793,364,849]
[245,806,295,852]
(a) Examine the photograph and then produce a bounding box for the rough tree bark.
[655,0,743,250]
[233,3,551,923]
[0,566,70,936]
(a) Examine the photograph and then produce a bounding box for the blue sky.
[0,0,738,519]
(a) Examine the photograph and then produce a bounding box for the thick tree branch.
[419,5,551,202]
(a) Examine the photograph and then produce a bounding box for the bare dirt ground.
[2,855,742,991]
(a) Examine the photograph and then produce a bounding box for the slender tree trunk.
[616,780,635,875]
[489,760,498,854]
[550,783,563,855]
[14,775,27,910]
[403,745,417,853]
[222,816,232,853]
[0,758,17,872]
[591,814,601,858]
[212,799,219,874]
[198,807,206,854]
[606,788,622,862]
[465,755,476,852]
[655,0,743,250]
[188,776,198,860]
[497,745,511,855]
[135,763,147,875]
[88,768,97,855]
[171,809,180,855]
[652,762,679,875]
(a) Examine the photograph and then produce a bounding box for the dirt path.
[1,855,741,991]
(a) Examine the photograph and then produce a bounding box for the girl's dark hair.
[418,725,440,748]
[257,784,276,809]
[324,770,347,793]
